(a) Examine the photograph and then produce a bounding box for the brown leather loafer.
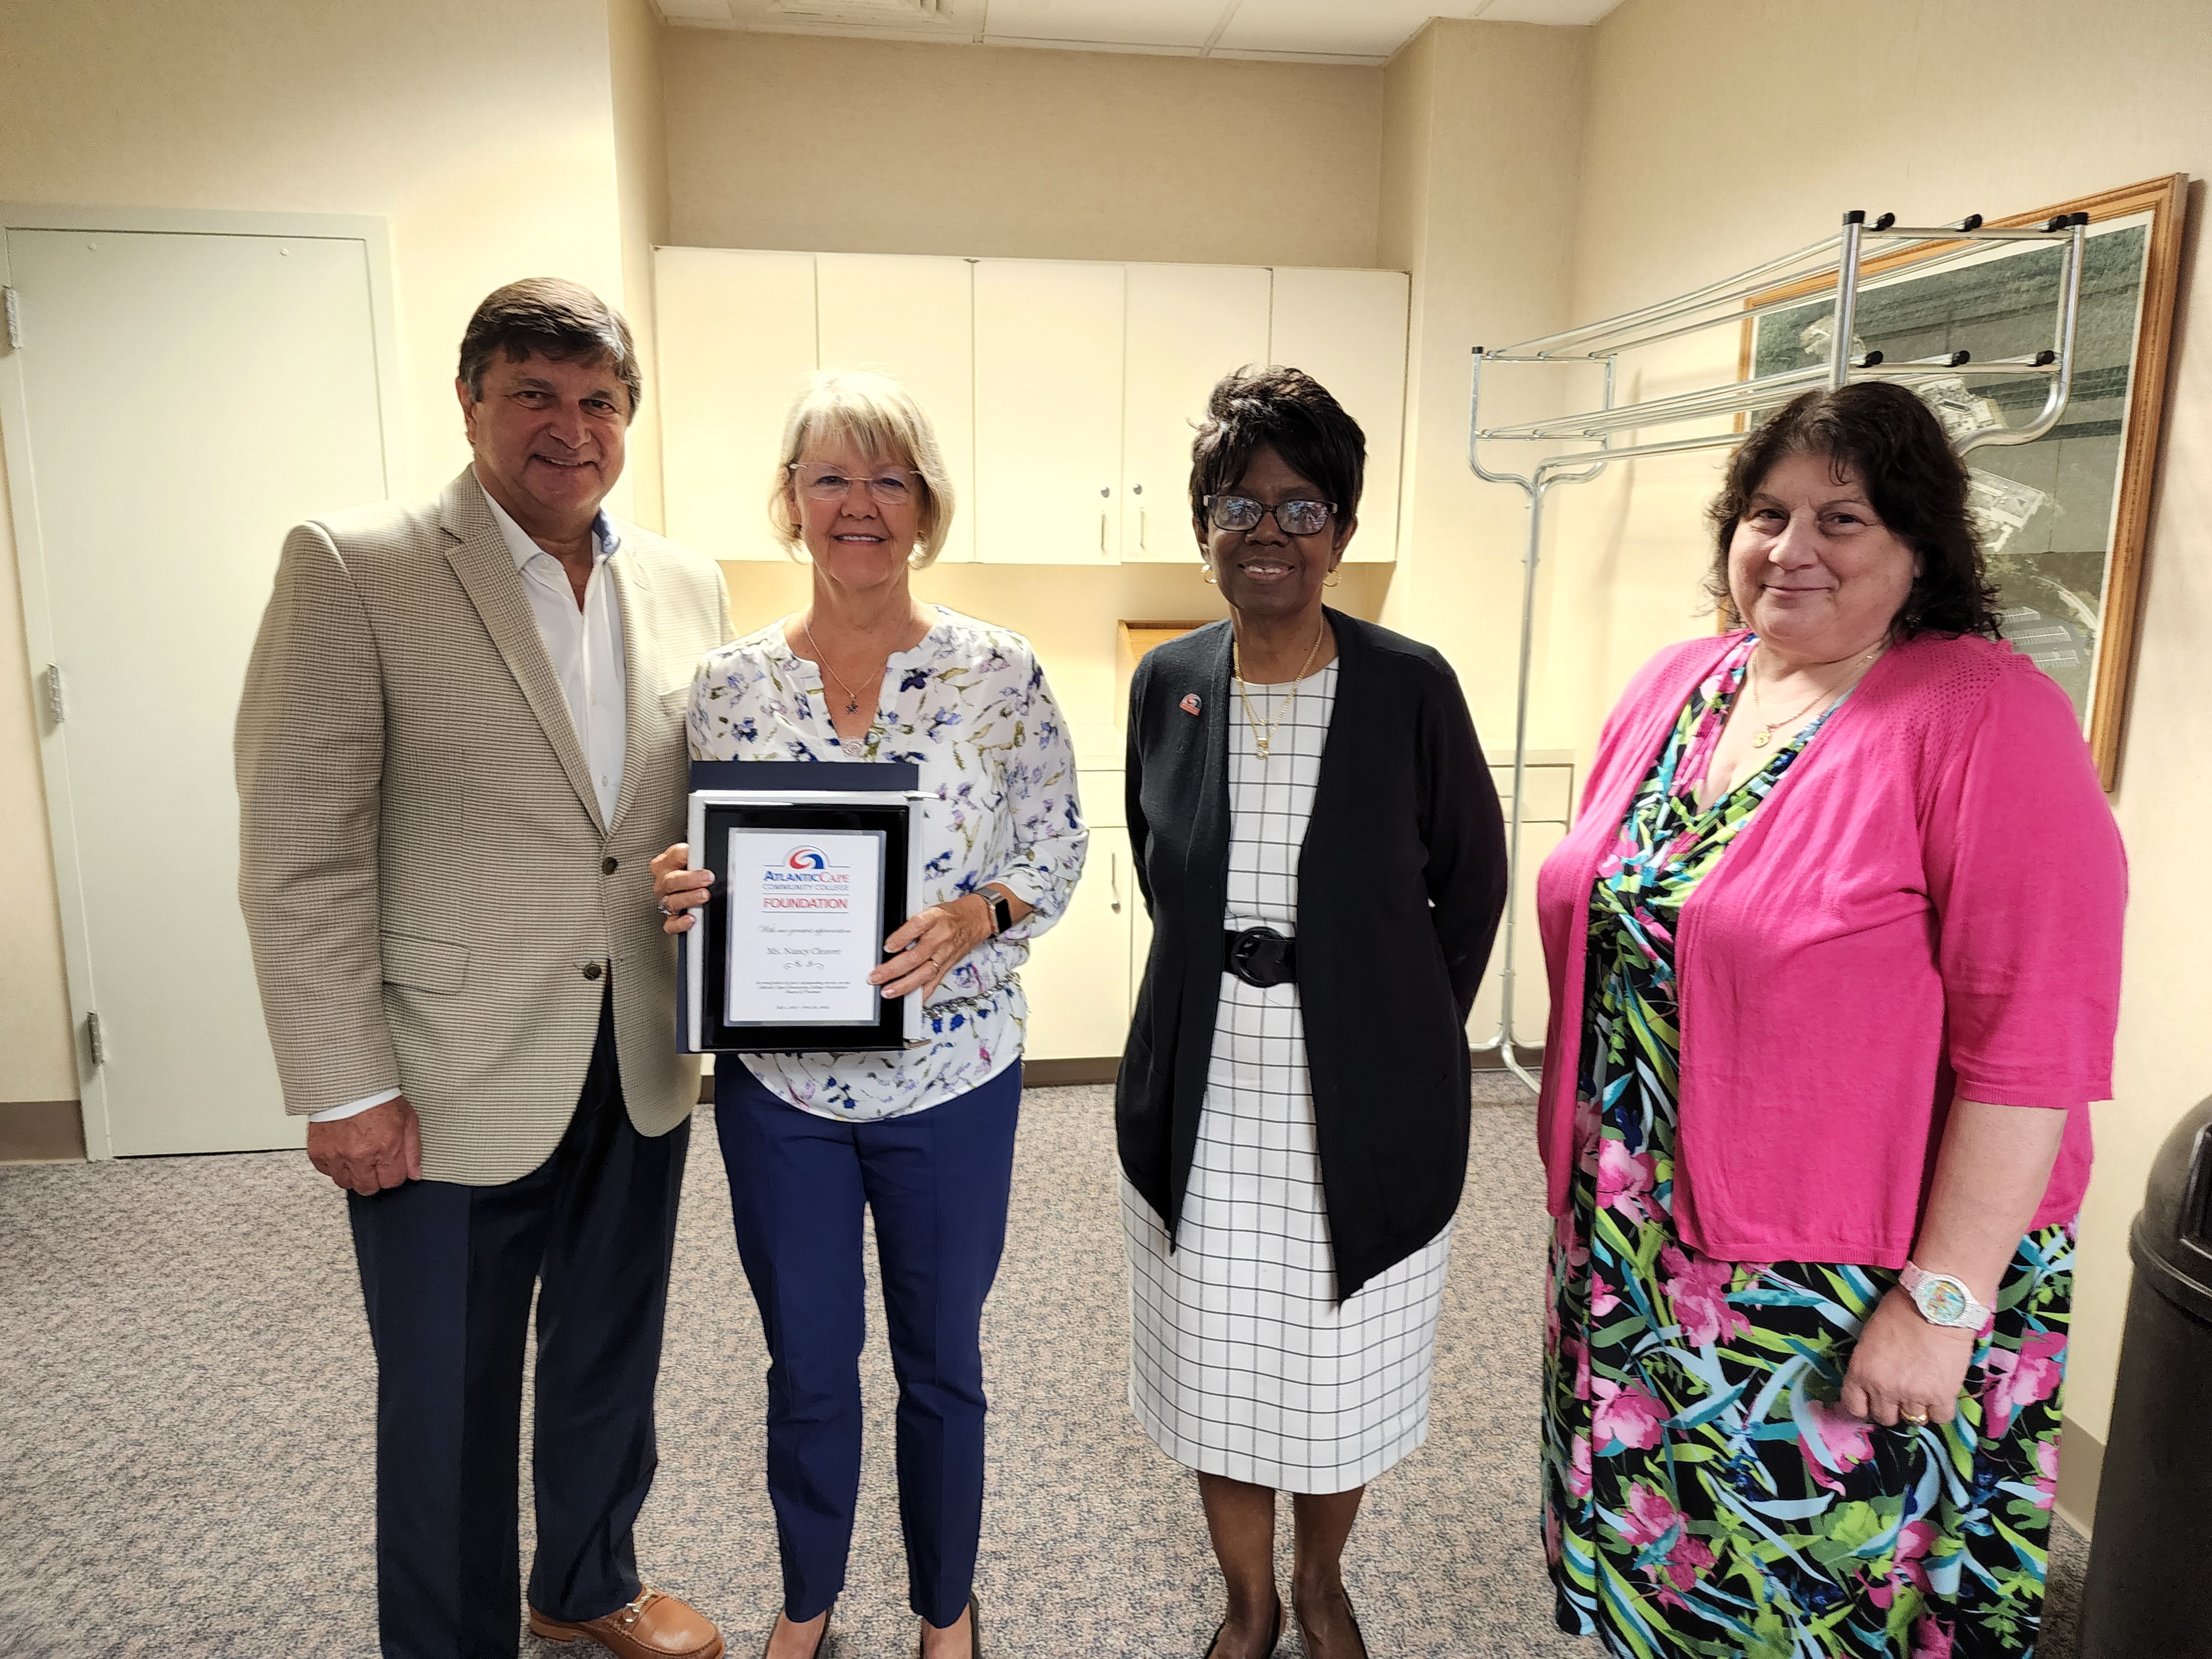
[529,1587,725,1659]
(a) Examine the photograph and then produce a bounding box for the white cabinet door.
[1022,825,1134,1061]
[1267,267,1410,565]
[974,259,1124,565]
[4,221,392,1156]
[817,253,977,564]
[656,248,816,562]
[1120,264,1272,562]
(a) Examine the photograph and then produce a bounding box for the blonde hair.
[768,368,956,568]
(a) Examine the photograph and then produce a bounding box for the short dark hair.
[457,278,642,421]
[1706,379,2001,640]
[1189,366,1365,534]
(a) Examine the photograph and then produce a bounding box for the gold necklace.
[799,615,873,717]
[1747,643,1881,748]
[1233,618,1328,759]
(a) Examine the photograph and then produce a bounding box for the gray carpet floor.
[0,1081,2085,1657]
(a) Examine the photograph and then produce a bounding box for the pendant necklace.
[800,615,873,756]
[1233,617,1328,759]
[1747,643,1882,748]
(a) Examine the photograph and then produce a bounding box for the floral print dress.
[1542,638,2073,1659]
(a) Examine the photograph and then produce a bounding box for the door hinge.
[3,287,19,351]
[44,663,66,724]
[86,1010,106,1067]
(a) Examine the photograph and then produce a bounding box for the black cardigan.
[1117,611,1509,1300]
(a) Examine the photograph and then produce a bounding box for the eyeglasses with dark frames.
[1203,494,1337,537]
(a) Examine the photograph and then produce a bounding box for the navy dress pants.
[347,990,689,1659]
[716,1060,1021,1628]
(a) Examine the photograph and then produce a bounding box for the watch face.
[1916,1276,1971,1324]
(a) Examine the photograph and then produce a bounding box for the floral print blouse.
[687,606,1088,1121]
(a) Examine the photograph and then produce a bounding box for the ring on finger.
[1901,1408,1930,1427]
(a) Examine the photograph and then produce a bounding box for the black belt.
[1224,927,1297,988]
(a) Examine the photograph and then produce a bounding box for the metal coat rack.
[1468,208,2090,1092]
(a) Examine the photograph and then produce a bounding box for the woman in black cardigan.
[1119,367,1508,1659]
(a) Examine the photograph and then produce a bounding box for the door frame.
[0,205,404,1159]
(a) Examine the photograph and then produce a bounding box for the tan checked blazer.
[236,469,732,1184]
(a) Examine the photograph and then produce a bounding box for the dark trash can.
[2080,1092,2212,1658]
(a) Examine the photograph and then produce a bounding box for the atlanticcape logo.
[765,844,850,910]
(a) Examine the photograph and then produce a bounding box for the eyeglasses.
[1203,494,1337,536]
[789,462,921,505]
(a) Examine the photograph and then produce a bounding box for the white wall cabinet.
[816,253,977,564]
[657,247,817,563]
[1268,267,1410,565]
[1022,770,1135,1062]
[974,260,1126,566]
[1120,263,1273,564]
[654,246,1407,567]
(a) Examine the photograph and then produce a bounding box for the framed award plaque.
[680,761,927,1053]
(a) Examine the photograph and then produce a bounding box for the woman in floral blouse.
[653,369,1086,1659]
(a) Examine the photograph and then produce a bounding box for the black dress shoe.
[1292,1591,1368,1659]
[917,1594,979,1659]
[1201,1595,1284,1659]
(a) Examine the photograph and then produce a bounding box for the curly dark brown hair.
[1188,365,1366,536]
[1705,380,2002,639]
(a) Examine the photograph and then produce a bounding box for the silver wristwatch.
[1900,1261,1992,1330]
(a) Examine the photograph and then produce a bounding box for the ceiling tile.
[983,0,1228,48]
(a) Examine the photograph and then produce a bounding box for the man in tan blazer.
[237,279,729,1659]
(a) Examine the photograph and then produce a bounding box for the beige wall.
[1557,0,2212,1451]
[0,0,641,1106]
[664,31,1384,268]
[611,0,672,532]
[1378,19,1593,744]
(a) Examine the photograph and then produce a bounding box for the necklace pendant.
[1254,738,1270,758]
[844,698,859,714]
[1752,730,1772,749]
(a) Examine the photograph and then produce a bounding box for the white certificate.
[723,827,886,1026]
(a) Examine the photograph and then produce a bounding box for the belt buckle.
[1229,926,1290,988]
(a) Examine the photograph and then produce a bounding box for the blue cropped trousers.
[714,1059,1021,1627]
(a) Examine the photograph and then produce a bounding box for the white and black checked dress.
[1121,662,1454,1494]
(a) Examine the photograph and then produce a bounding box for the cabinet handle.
[1109,852,1121,912]
[1100,510,1109,554]
[1139,508,1148,551]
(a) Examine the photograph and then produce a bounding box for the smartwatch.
[1900,1261,1992,1331]
[979,886,1014,937]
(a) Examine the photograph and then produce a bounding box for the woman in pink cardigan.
[1534,380,2124,1659]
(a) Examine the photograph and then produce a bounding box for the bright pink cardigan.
[1534,630,2125,1266]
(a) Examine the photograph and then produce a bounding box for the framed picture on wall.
[1741,175,2188,790]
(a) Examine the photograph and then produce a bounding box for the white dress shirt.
[309,480,628,1125]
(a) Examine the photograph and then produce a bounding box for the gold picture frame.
[1740,175,2188,791]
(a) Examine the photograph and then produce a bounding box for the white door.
[973,260,1124,565]
[2,221,393,1156]
[817,253,977,564]
[1269,267,1409,564]
[1120,264,1272,563]
[656,247,817,562]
